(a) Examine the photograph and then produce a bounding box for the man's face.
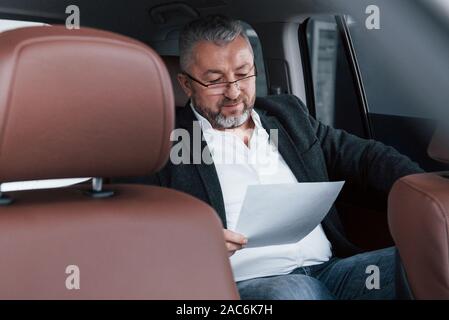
[178,35,256,129]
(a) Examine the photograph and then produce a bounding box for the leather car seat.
[0,26,238,299]
[389,127,449,299]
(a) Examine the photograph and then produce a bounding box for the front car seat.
[388,128,449,299]
[0,26,238,299]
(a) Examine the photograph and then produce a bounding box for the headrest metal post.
[84,178,114,199]
[92,178,103,192]
[0,190,13,205]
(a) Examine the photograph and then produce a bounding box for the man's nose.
[223,82,241,100]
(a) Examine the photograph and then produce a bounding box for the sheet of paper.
[234,181,345,248]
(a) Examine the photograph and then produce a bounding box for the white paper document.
[234,181,345,248]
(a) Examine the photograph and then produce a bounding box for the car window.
[301,13,444,171]
[302,16,369,138]
[342,9,447,171]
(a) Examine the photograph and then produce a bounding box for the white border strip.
[0,19,50,33]
[1,178,92,192]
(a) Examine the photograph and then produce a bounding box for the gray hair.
[179,15,253,72]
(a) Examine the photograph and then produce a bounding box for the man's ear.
[177,73,193,98]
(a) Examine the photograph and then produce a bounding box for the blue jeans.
[236,247,396,300]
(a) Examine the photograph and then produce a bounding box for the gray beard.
[191,99,252,129]
[215,109,251,129]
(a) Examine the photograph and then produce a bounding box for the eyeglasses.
[182,65,257,95]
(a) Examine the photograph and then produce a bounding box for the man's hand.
[223,229,248,257]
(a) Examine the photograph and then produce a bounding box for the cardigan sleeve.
[291,95,425,191]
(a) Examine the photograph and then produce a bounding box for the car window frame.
[298,15,373,139]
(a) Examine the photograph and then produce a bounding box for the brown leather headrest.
[428,126,449,164]
[161,55,188,107]
[0,26,174,183]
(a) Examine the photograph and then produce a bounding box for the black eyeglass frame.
[181,64,258,89]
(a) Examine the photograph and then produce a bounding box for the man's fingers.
[223,229,248,245]
[226,241,243,252]
[223,229,247,256]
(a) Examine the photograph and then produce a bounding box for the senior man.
[127,15,423,299]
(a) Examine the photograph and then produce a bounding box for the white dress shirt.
[191,105,332,282]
